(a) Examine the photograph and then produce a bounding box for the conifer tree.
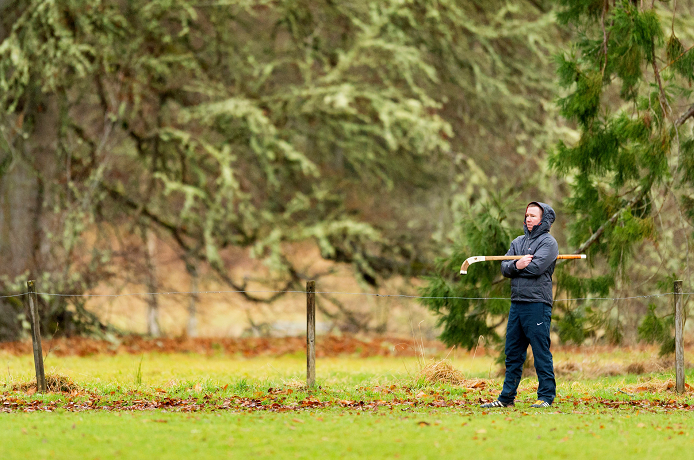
[423,0,694,350]
[419,196,516,348]
[549,0,694,347]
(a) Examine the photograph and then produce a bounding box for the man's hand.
[515,254,533,270]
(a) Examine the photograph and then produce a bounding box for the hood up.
[524,201,555,238]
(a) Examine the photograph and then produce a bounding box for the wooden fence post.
[26,280,47,393]
[675,280,685,394]
[306,280,316,389]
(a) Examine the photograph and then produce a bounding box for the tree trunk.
[0,70,59,340]
[145,228,161,337]
[186,260,199,338]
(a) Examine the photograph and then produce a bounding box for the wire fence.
[1,289,692,302]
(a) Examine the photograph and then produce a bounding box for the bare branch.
[103,185,195,251]
[675,104,694,127]
[318,292,372,333]
[652,47,670,121]
[600,0,609,74]
[211,264,298,303]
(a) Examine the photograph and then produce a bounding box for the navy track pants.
[498,301,556,405]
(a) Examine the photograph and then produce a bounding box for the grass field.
[2,345,694,459]
[4,409,694,460]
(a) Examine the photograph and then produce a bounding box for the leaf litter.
[3,373,693,414]
[3,338,693,414]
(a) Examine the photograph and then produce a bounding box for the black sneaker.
[530,400,551,408]
[480,400,514,408]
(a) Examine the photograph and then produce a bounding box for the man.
[481,202,559,409]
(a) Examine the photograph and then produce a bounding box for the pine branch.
[660,43,694,73]
[573,189,647,255]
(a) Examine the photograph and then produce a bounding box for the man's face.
[525,205,543,232]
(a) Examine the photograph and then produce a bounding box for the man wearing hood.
[481,202,559,409]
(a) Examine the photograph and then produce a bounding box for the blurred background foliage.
[0,0,691,350]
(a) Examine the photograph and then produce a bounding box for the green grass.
[3,353,455,388]
[2,351,694,459]
[3,409,694,459]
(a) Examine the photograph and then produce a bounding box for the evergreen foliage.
[422,0,694,351]
[419,196,514,348]
[550,0,694,347]
[638,303,675,356]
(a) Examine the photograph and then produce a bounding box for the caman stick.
[460,254,586,275]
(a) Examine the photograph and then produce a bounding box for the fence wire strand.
[0,290,690,302]
[0,293,29,299]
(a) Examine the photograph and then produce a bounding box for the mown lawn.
[2,350,694,459]
[3,408,694,459]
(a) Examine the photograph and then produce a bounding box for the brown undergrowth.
[11,374,80,394]
[2,336,690,381]
[0,335,449,358]
[418,359,489,389]
[526,358,690,379]
[621,378,693,394]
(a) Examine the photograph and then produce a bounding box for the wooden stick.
[460,254,587,274]
[306,280,316,389]
[26,280,47,393]
[675,280,685,394]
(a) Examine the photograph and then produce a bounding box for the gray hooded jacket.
[500,202,559,306]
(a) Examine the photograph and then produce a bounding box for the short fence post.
[26,280,47,393]
[306,280,316,389]
[675,280,685,394]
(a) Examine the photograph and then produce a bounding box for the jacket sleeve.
[516,236,559,278]
[500,240,522,278]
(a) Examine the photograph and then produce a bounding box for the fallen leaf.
[417,421,430,427]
